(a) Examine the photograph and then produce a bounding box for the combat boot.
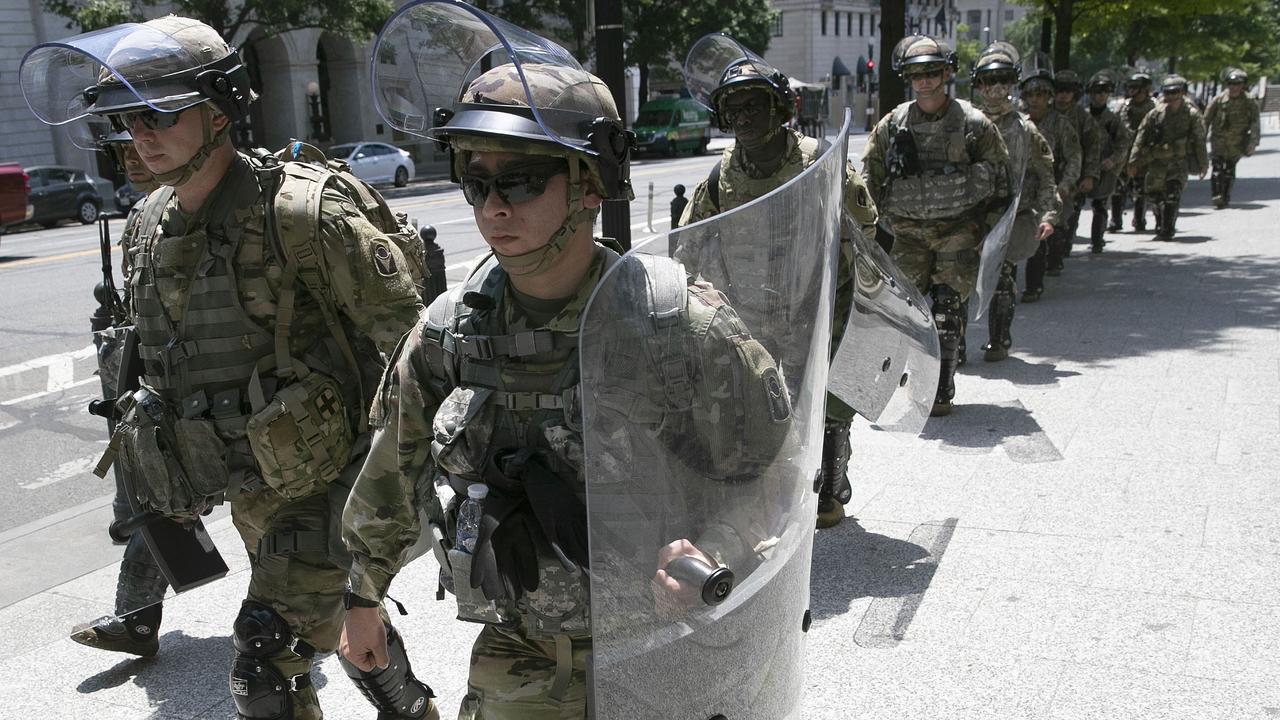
[816,421,853,529]
[931,361,956,416]
[1090,201,1108,253]
[983,269,1015,361]
[1022,247,1046,303]
[1132,196,1147,231]
[71,604,161,657]
[1108,194,1124,232]
[929,285,963,417]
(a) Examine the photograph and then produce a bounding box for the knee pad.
[930,285,964,350]
[339,624,436,719]
[1163,180,1181,203]
[231,602,315,720]
[115,535,169,616]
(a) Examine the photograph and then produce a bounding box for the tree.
[44,0,393,43]
[622,0,774,106]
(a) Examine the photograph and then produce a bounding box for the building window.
[1005,9,1015,21]
[847,12,852,35]
[821,11,827,36]
[835,11,840,35]
[859,13,865,35]
[771,12,783,37]
[870,13,876,36]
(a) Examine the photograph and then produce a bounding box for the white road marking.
[1,376,98,407]
[0,345,95,380]
[20,453,101,490]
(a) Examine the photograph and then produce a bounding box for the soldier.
[1128,74,1209,240]
[338,5,825,718]
[21,16,438,720]
[72,131,170,658]
[861,35,1012,416]
[1084,70,1132,253]
[678,40,879,528]
[971,43,1059,361]
[1018,64,1081,303]
[1050,69,1101,273]
[1113,72,1157,231]
[1203,68,1261,208]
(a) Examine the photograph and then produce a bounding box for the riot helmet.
[1161,74,1189,94]
[21,16,255,186]
[372,0,630,276]
[100,129,159,193]
[684,33,794,133]
[1223,67,1248,84]
[1086,70,1117,94]
[972,42,1020,115]
[892,35,957,77]
[1053,69,1084,97]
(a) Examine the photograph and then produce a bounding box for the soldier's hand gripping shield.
[371,0,630,197]
[579,108,843,720]
[20,22,250,149]
[970,129,1028,323]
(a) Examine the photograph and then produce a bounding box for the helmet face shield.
[22,24,217,131]
[372,0,617,158]
[683,33,787,114]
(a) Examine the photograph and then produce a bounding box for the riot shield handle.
[664,556,735,606]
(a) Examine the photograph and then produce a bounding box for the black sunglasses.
[459,160,566,207]
[108,107,187,133]
[721,98,769,124]
[906,68,946,81]
[976,73,1018,87]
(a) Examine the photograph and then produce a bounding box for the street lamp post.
[305,81,325,142]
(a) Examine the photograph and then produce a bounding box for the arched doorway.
[317,33,363,144]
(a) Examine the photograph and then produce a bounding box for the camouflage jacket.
[681,128,878,243]
[1058,102,1103,183]
[342,243,791,609]
[1121,97,1157,133]
[1203,91,1261,159]
[988,110,1061,228]
[1129,101,1209,175]
[1087,104,1133,182]
[1028,110,1082,203]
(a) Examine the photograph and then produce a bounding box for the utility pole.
[879,0,906,118]
[593,0,631,250]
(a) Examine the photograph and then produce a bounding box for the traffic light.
[867,59,875,73]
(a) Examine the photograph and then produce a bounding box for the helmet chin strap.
[491,158,597,277]
[151,105,231,187]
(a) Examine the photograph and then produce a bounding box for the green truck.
[633,96,711,157]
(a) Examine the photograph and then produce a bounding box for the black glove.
[469,490,540,603]
[507,450,590,572]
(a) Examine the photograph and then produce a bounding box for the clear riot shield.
[970,124,1028,322]
[20,24,229,148]
[829,224,942,434]
[579,109,842,720]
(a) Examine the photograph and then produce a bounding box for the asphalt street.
[2,124,1279,719]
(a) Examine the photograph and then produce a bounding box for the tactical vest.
[714,132,824,212]
[882,99,997,220]
[422,248,692,639]
[992,112,1036,215]
[1033,112,1073,185]
[116,154,372,512]
[1140,104,1198,163]
[1123,97,1156,133]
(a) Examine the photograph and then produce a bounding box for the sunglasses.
[905,68,945,81]
[976,73,1018,87]
[1227,81,1245,86]
[459,160,566,207]
[721,98,769,124]
[108,107,187,133]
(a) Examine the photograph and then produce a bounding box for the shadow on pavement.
[0,255,37,264]
[959,354,1082,386]
[810,518,956,623]
[1183,177,1280,208]
[919,401,1062,463]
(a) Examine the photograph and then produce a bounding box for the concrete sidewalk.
[3,134,1278,719]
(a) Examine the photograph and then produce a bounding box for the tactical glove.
[469,489,541,602]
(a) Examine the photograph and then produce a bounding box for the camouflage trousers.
[888,216,984,299]
[457,625,591,720]
[1141,165,1188,203]
[232,477,355,720]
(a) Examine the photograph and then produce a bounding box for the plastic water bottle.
[455,483,488,554]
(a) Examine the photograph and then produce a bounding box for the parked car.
[633,96,711,157]
[327,142,415,187]
[24,165,104,227]
[0,163,33,237]
[116,182,147,213]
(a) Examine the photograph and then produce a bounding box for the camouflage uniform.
[1114,77,1157,230]
[1084,71,1133,253]
[1019,71,1081,301]
[1128,75,1209,239]
[681,126,876,528]
[972,42,1061,361]
[344,41,794,717]
[862,35,1011,416]
[20,16,435,720]
[1203,68,1262,208]
[1051,70,1102,272]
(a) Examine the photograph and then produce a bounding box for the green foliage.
[622,0,774,72]
[1009,0,1280,80]
[42,0,394,42]
[953,23,983,94]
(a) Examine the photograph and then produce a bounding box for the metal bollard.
[418,223,448,304]
[646,181,655,232]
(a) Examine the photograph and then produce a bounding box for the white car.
[328,141,415,187]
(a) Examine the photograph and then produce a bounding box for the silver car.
[327,142,416,187]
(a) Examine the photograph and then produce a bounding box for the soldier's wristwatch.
[343,588,380,609]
